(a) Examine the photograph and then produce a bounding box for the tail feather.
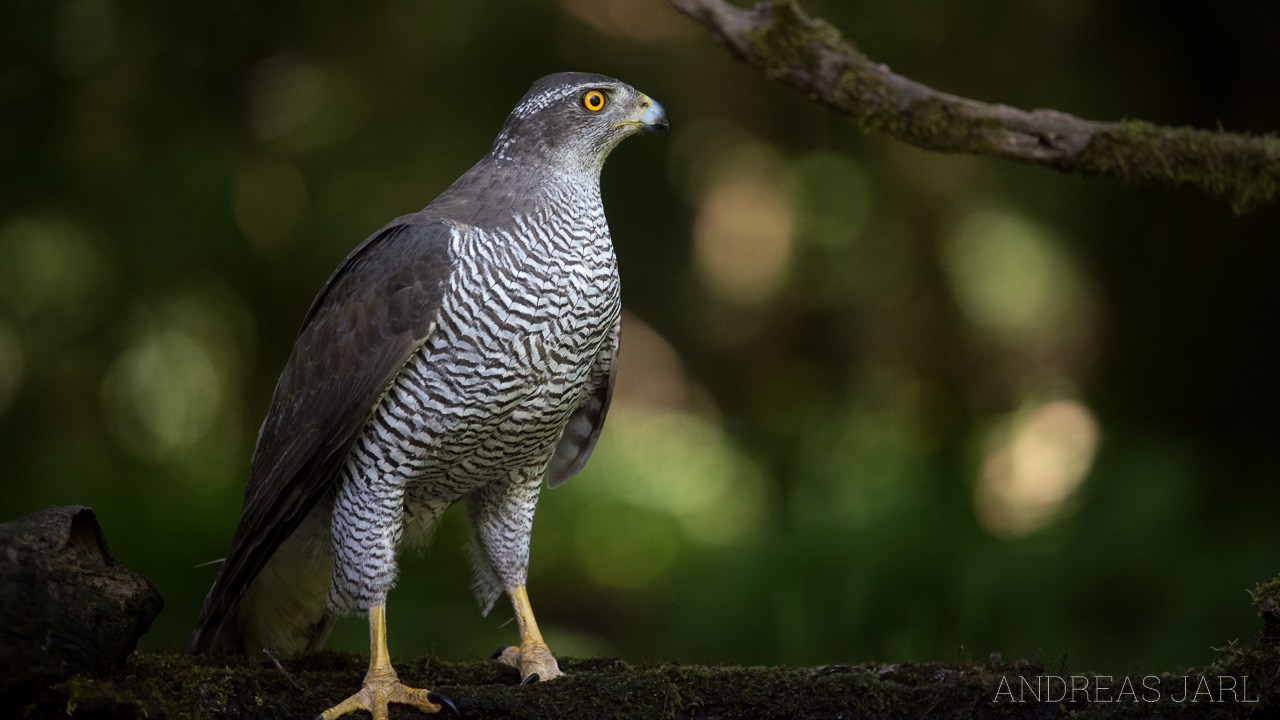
[189,504,334,654]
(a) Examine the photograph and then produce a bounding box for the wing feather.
[188,216,455,651]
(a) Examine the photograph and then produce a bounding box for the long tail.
[188,507,335,654]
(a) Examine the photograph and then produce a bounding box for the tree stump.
[0,505,164,706]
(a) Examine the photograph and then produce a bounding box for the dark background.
[1,0,1276,674]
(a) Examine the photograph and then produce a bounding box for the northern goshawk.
[188,72,668,719]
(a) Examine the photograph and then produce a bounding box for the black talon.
[490,646,509,660]
[428,691,460,718]
[521,672,540,685]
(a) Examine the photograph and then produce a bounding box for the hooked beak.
[613,94,670,136]
[636,95,669,135]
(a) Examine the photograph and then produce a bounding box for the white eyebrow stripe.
[510,82,601,119]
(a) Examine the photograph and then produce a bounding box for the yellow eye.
[583,90,606,112]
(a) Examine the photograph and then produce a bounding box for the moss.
[15,577,1280,718]
[18,652,1275,719]
[1079,120,1280,215]
[899,96,1003,153]
[831,69,1003,155]
[832,65,899,134]
[1250,577,1280,645]
[744,0,847,80]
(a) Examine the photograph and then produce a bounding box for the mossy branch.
[667,0,1280,214]
[6,511,1279,718]
[10,577,1279,718]
[20,641,1280,720]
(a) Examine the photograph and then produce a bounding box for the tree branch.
[668,0,1280,214]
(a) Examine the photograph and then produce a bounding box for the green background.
[1,0,1277,674]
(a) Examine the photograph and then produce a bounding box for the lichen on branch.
[667,0,1280,214]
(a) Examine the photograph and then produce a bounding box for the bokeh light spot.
[975,397,1101,538]
[611,311,690,412]
[100,287,253,470]
[693,150,794,305]
[0,216,115,334]
[786,152,871,249]
[102,328,221,459]
[942,209,1088,343]
[585,410,766,546]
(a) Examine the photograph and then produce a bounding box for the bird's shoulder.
[243,216,459,522]
[300,214,459,333]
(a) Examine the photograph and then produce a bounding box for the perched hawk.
[189,72,668,719]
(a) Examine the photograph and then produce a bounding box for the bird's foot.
[494,641,564,682]
[317,664,456,720]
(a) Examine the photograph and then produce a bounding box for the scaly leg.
[494,585,564,682]
[318,606,456,720]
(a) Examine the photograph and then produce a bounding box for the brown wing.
[188,216,455,652]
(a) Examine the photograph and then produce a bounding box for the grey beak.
[638,97,670,135]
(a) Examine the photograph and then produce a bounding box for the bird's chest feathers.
[467,212,619,375]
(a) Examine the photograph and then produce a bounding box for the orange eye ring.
[583,90,606,112]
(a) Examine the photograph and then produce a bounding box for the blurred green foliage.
[1,0,1277,675]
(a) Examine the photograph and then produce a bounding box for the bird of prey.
[188,72,668,719]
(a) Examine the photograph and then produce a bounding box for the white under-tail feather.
[199,504,336,654]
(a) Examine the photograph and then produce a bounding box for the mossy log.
[4,504,1276,719]
[19,578,1280,720]
[0,506,163,705]
[16,645,1279,719]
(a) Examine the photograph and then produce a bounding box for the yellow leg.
[495,585,564,682]
[318,606,453,719]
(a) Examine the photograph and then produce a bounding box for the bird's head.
[490,72,669,175]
